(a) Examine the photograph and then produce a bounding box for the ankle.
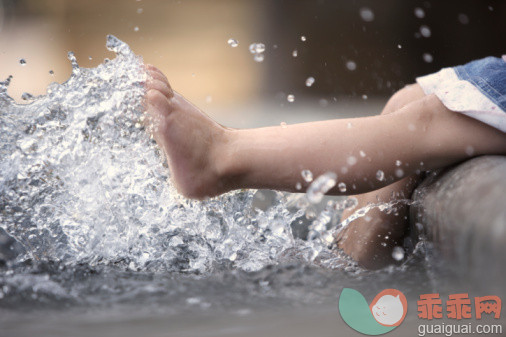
[211,129,248,194]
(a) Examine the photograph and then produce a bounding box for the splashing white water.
[0,35,413,281]
[0,36,357,275]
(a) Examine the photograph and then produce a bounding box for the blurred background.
[0,0,505,127]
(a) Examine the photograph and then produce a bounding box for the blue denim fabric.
[454,56,506,111]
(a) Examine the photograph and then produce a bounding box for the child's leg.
[337,84,426,269]
[145,65,506,202]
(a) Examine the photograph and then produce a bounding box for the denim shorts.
[416,55,506,133]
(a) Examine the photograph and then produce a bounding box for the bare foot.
[144,65,230,199]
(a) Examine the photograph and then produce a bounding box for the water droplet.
[19,58,26,65]
[49,70,54,75]
[347,156,357,166]
[292,50,298,57]
[306,172,337,204]
[395,160,402,167]
[67,51,80,73]
[305,207,317,220]
[338,182,347,193]
[359,7,375,22]
[249,43,265,54]
[227,38,239,48]
[395,168,404,178]
[287,94,295,103]
[419,25,431,38]
[295,182,302,190]
[376,170,385,181]
[301,170,313,182]
[137,8,143,14]
[392,246,405,261]
[346,60,357,71]
[397,44,402,49]
[359,150,366,157]
[362,94,368,100]
[458,13,469,25]
[305,76,315,87]
[253,53,264,63]
[134,26,140,32]
[21,92,34,101]
[300,35,306,42]
[347,122,353,129]
[465,146,474,156]
[414,7,425,18]
[280,122,287,128]
[422,53,433,63]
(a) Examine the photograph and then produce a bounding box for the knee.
[382,84,425,115]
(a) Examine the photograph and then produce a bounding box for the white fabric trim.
[416,67,506,133]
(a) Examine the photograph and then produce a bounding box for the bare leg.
[145,66,506,200]
[220,97,506,194]
[337,85,427,269]
[145,66,506,273]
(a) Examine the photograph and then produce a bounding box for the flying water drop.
[392,246,405,261]
[306,172,337,204]
[254,54,265,63]
[422,53,433,63]
[249,43,265,54]
[21,92,34,101]
[419,25,431,38]
[301,170,313,182]
[359,7,375,22]
[346,61,357,71]
[338,182,347,193]
[376,170,385,181]
[414,7,425,18]
[347,156,357,166]
[227,38,238,48]
[305,77,315,87]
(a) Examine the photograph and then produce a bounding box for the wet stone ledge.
[410,155,506,292]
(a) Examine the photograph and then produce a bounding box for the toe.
[145,64,169,83]
[146,89,172,117]
[146,78,173,98]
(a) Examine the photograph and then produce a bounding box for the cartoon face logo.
[339,288,408,335]
[370,289,408,327]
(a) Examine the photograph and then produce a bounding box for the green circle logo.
[339,288,408,335]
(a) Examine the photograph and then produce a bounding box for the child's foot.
[144,65,230,199]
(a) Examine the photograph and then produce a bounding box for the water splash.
[306,172,336,204]
[0,35,346,277]
[0,37,429,312]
